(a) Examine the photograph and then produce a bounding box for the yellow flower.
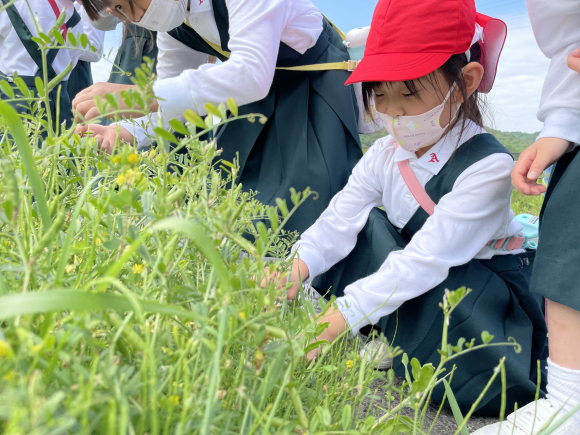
[112,156,122,164]
[74,255,82,265]
[132,264,144,274]
[4,241,10,247]
[168,395,180,406]
[3,370,14,381]
[116,174,126,185]
[239,312,246,320]
[95,238,101,245]
[0,340,14,358]
[346,360,354,369]
[127,153,139,164]
[65,264,75,274]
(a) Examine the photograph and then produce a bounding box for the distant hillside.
[359,127,539,154]
[484,128,539,154]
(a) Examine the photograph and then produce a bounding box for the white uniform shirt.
[0,0,104,80]
[527,0,580,144]
[116,0,323,148]
[293,120,524,335]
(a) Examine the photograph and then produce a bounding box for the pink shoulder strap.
[397,159,436,216]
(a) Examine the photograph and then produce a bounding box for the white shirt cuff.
[117,119,152,149]
[153,74,200,121]
[290,244,326,281]
[538,107,580,145]
[335,295,370,336]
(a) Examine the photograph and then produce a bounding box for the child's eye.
[402,92,417,98]
[375,93,385,98]
[115,5,122,11]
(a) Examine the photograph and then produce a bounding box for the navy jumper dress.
[0,0,80,129]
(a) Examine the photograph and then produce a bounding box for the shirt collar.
[392,119,486,175]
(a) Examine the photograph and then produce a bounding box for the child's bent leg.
[547,299,580,370]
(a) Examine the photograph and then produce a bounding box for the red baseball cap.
[345,0,507,94]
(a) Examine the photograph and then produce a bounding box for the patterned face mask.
[377,83,459,153]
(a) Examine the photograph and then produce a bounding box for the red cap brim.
[345,52,451,85]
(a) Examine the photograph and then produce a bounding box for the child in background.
[474,0,580,432]
[0,0,104,128]
[268,0,547,415]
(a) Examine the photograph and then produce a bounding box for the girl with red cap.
[474,0,580,433]
[268,0,548,416]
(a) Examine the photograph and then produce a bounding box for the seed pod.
[1,159,20,221]
[30,208,65,261]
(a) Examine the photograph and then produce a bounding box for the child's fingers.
[512,149,537,194]
[568,48,580,73]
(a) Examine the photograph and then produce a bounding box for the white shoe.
[472,398,580,435]
[360,339,392,370]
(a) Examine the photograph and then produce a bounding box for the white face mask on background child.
[133,0,186,32]
[378,83,460,153]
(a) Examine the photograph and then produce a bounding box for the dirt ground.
[363,374,499,434]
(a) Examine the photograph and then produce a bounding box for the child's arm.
[513,0,580,194]
[287,142,387,293]
[334,153,515,335]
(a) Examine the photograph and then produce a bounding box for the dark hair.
[362,43,487,144]
[82,0,117,21]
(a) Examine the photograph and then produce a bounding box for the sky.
[91,0,551,134]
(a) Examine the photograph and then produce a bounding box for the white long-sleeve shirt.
[527,0,580,144]
[0,0,104,80]
[116,0,323,148]
[293,120,524,335]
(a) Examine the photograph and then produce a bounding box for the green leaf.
[183,109,206,129]
[204,102,223,120]
[104,93,119,111]
[0,101,51,230]
[303,340,329,355]
[410,362,435,395]
[226,98,238,117]
[168,119,189,136]
[0,290,211,324]
[152,218,233,292]
[14,77,30,97]
[442,379,470,435]
[341,405,352,430]
[80,33,89,49]
[481,331,494,345]
[0,80,14,99]
[68,32,77,47]
[154,127,178,144]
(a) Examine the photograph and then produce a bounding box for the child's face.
[373,70,458,128]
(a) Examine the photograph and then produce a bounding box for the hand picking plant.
[0,16,565,435]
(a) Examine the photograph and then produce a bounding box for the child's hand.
[259,259,309,300]
[306,306,348,361]
[512,137,570,195]
[567,48,580,73]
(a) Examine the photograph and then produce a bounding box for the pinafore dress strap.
[400,133,510,241]
[0,0,81,80]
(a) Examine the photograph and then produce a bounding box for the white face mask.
[377,83,460,153]
[133,0,186,32]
